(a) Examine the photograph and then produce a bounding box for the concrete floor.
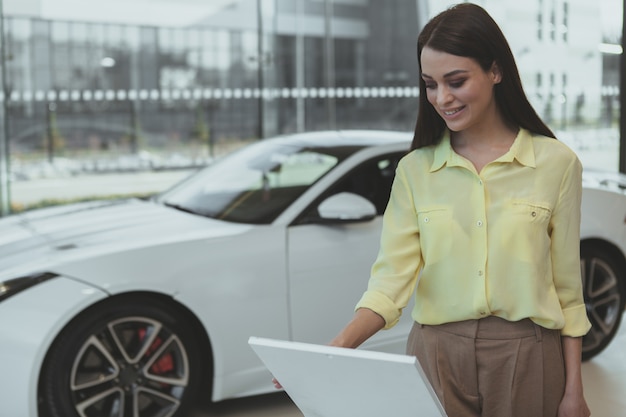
[192,321,626,417]
[191,392,301,417]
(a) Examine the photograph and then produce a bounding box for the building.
[0,0,618,162]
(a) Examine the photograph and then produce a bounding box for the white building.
[425,0,606,125]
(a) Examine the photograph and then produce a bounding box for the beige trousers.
[406,316,565,417]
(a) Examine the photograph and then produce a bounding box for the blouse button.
[531,211,537,217]
[476,220,483,227]
[424,217,430,223]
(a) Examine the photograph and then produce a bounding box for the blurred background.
[0,0,622,213]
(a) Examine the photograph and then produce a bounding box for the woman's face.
[420,46,502,134]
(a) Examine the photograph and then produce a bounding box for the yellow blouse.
[355,128,592,337]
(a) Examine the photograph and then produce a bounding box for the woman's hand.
[328,308,386,348]
[558,337,591,417]
[270,308,384,390]
[557,391,590,417]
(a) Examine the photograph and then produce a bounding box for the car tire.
[581,244,625,361]
[39,294,204,417]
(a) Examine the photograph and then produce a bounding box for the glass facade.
[2,0,422,165]
[0,0,622,209]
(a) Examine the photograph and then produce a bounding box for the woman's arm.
[273,308,385,389]
[329,307,386,348]
[557,336,591,417]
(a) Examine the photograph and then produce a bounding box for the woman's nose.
[436,86,452,106]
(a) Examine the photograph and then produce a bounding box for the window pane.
[2,0,623,211]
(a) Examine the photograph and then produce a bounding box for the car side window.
[296,152,403,224]
[333,155,399,214]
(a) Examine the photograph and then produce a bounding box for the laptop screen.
[249,337,447,417]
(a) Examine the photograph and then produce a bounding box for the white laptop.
[248,337,448,417]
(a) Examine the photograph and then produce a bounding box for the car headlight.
[0,272,59,303]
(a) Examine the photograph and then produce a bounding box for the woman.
[276,4,591,417]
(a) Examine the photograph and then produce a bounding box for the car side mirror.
[317,192,377,223]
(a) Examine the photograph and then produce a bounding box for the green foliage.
[41,109,66,154]
[190,106,210,145]
[120,113,145,152]
[10,192,154,214]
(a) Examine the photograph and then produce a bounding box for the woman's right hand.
[270,308,384,390]
[329,308,386,348]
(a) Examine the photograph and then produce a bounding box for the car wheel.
[39,295,203,417]
[580,245,625,361]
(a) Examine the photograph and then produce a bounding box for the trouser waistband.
[420,315,545,341]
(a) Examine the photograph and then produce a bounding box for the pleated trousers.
[406,316,566,417]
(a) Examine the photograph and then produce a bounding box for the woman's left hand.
[557,391,591,417]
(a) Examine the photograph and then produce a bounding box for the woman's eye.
[449,79,466,88]
[424,82,436,89]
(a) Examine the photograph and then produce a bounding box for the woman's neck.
[450,112,517,148]
[449,116,519,173]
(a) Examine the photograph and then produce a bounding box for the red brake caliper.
[138,328,175,375]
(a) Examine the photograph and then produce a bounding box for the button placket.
[475,174,489,317]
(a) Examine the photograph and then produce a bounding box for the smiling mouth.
[443,107,463,116]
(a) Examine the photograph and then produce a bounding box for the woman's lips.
[439,106,466,122]
[442,106,464,117]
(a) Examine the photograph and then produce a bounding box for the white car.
[1,130,624,417]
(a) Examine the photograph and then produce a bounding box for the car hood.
[583,169,626,194]
[0,199,251,281]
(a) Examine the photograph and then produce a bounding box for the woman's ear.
[490,61,503,84]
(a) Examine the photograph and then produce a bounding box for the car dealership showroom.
[0,1,625,416]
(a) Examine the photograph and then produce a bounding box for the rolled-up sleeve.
[550,156,592,337]
[355,160,423,329]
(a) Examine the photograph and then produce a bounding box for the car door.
[286,152,414,354]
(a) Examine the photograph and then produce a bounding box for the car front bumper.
[0,275,107,417]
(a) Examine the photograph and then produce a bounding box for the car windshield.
[157,139,360,224]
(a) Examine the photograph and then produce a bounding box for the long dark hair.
[411,3,555,150]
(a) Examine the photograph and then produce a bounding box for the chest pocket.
[510,200,552,224]
[505,200,553,253]
[416,207,452,263]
